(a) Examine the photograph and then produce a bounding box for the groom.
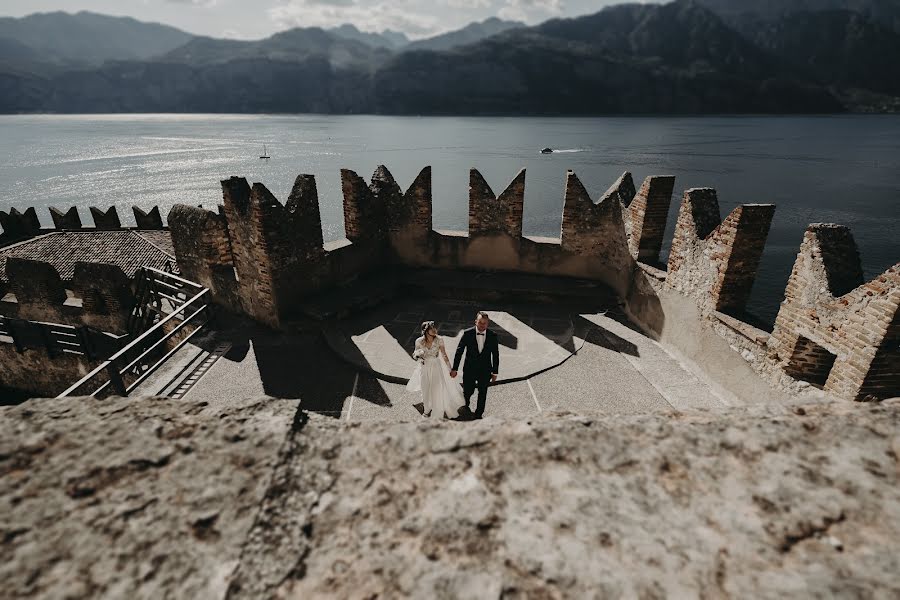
[450,311,499,419]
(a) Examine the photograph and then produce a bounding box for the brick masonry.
[469,169,525,238]
[626,176,676,264]
[220,177,278,327]
[767,224,900,400]
[559,170,632,273]
[168,204,235,296]
[667,188,775,314]
[342,168,390,246]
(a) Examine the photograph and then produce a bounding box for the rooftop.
[0,230,176,281]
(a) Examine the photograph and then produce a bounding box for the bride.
[407,321,466,419]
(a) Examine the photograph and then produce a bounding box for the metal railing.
[0,314,122,359]
[58,268,211,398]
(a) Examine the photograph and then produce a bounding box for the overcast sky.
[0,0,637,40]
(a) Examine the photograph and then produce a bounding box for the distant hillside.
[42,57,373,114]
[746,10,900,96]
[161,27,390,71]
[6,0,900,115]
[330,24,408,49]
[376,1,840,115]
[0,11,194,66]
[407,17,524,51]
[695,0,900,33]
[534,2,784,79]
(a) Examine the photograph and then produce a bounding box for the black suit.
[452,327,499,417]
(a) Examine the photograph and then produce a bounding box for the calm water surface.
[1,114,898,325]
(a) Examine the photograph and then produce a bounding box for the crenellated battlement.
[1,257,135,334]
[468,169,526,238]
[666,188,775,314]
[0,205,168,246]
[6,164,893,403]
[767,225,899,400]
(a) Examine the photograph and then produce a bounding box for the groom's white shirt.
[476,328,486,353]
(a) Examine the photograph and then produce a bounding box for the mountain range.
[1,1,898,115]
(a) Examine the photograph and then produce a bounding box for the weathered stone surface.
[0,396,296,599]
[2,397,898,598]
[168,204,237,309]
[232,400,898,599]
[0,344,103,398]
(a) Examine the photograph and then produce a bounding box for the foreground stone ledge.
[0,396,297,599]
[1,397,898,599]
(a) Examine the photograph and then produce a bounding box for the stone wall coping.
[433,229,467,238]
[323,238,353,252]
[524,235,562,245]
[638,262,667,282]
[713,311,770,346]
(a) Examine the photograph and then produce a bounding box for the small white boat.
[259,145,270,160]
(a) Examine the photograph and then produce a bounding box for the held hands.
[450,370,458,378]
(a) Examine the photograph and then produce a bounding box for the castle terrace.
[0,165,897,405]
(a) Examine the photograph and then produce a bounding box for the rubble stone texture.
[2,397,898,599]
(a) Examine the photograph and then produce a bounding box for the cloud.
[165,0,219,6]
[498,0,564,23]
[444,0,494,8]
[268,0,439,36]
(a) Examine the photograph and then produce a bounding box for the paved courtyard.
[136,297,733,420]
[324,300,597,383]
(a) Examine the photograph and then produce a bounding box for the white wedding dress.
[407,335,466,419]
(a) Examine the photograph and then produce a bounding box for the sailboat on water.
[259,144,270,160]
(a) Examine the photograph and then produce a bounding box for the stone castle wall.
[0,257,135,334]
[8,164,891,403]
[169,166,681,327]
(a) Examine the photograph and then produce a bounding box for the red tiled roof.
[0,230,177,282]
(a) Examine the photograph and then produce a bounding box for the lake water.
[1,114,898,325]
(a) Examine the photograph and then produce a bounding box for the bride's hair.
[420,320,436,336]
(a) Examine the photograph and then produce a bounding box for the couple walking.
[407,311,499,420]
